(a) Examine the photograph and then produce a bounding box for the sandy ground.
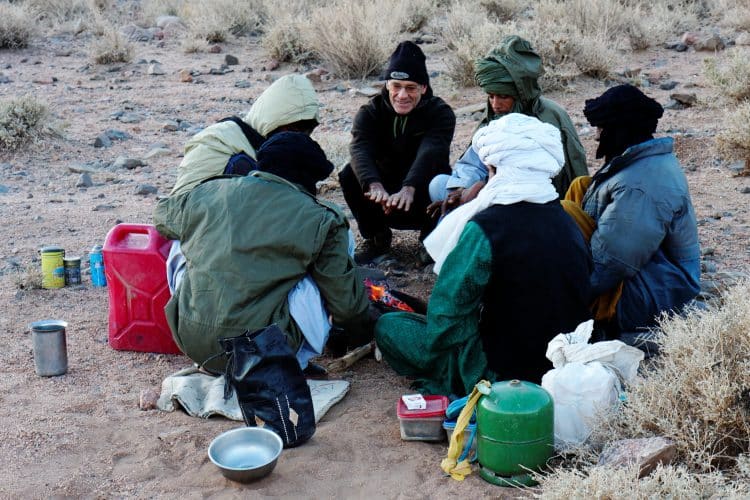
[1,25,749,499]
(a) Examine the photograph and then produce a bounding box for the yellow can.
[40,246,65,289]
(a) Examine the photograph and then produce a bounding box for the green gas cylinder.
[476,379,554,487]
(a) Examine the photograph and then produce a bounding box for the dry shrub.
[704,49,750,103]
[716,101,750,162]
[182,0,266,42]
[0,96,51,151]
[262,0,315,63]
[600,282,750,472]
[536,463,747,499]
[304,0,401,79]
[393,0,438,33]
[441,4,503,87]
[91,30,133,64]
[180,35,206,54]
[13,264,43,291]
[479,0,528,22]
[706,0,750,30]
[570,34,616,79]
[0,3,35,49]
[140,0,186,24]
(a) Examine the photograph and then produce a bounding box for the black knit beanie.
[382,41,429,85]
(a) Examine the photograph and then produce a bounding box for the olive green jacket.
[154,172,369,371]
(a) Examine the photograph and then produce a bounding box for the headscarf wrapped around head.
[424,113,564,274]
[474,35,543,120]
[256,131,333,194]
[584,84,664,163]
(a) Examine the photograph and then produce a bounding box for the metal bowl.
[208,427,283,483]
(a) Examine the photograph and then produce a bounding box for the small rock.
[121,24,155,42]
[134,184,158,195]
[178,68,192,83]
[234,80,251,88]
[162,120,179,132]
[304,68,328,83]
[105,129,132,141]
[177,121,193,131]
[674,43,688,52]
[0,73,11,84]
[681,32,699,46]
[93,134,112,148]
[139,388,160,410]
[224,54,239,66]
[736,32,750,46]
[616,67,641,78]
[670,93,697,106]
[33,77,55,85]
[144,147,171,159]
[147,63,165,76]
[695,34,725,52]
[112,156,145,170]
[209,67,226,75]
[356,86,380,97]
[68,163,102,174]
[455,102,486,116]
[155,15,181,29]
[118,112,144,124]
[664,99,684,110]
[418,34,437,44]
[76,173,93,188]
[207,44,222,54]
[598,437,676,478]
[659,80,678,91]
[728,160,746,173]
[740,186,750,194]
[702,260,718,274]
[701,247,715,256]
[267,59,280,71]
[93,204,115,211]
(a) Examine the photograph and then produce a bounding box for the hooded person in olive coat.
[428,36,588,214]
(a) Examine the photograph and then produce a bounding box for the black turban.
[584,84,664,163]
[257,131,334,195]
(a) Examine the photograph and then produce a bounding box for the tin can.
[89,245,107,287]
[30,319,68,377]
[63,257,82,286]
[40,246,65,289]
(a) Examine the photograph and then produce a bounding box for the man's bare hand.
[387,186,416,212]
[365,182,389,206]
[461,181,486,205]
[426,188,464,219]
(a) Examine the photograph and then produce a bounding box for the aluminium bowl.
[208,427,283,483]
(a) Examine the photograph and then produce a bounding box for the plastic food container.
[396,395,449,441]
[443,420,477,456]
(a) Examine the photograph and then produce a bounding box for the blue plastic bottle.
[90,244,107,287]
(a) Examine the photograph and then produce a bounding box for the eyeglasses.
[388,81,422,94]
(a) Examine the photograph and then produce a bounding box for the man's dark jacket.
[349,86,456,191]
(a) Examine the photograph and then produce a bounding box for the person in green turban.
[427,36,589,216]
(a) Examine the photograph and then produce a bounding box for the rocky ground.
[0,20,749,498]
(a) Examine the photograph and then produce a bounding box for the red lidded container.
[103,223,181,354]
[396,395,449,441]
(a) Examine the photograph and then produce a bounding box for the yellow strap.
[441,380,490,481]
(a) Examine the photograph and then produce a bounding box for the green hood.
[475,35,543,123]
[244,74,320,137]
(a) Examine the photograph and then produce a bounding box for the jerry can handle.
[104,223,161,250]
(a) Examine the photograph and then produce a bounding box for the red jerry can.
[103,223,182,354]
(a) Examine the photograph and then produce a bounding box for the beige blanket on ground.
[156,366,349,423]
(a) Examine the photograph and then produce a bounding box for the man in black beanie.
[562,84,700,350]
[339,41,456,264]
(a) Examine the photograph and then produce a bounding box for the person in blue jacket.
[566,84,700,341]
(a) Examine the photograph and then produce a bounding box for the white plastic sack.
[541,320,644,450]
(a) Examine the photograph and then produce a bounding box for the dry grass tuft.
[0,96,52,151]
[182,0,266,42]
[140,0,185,24]
[304,0,400,79]
[262,1,315,64]
[393,0,438,33]
[716,101,750,163]
[597,282,750,472]
[91,30,134,64]
[13,264,43,291]
[704,49,750,103]
[0,3,35,49]
[479,0,528,22]
[441,5,504,87]
[535,463,747,499]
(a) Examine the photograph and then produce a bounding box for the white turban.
[424,113,565,274]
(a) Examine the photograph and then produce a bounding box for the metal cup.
[30,320,68,376]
